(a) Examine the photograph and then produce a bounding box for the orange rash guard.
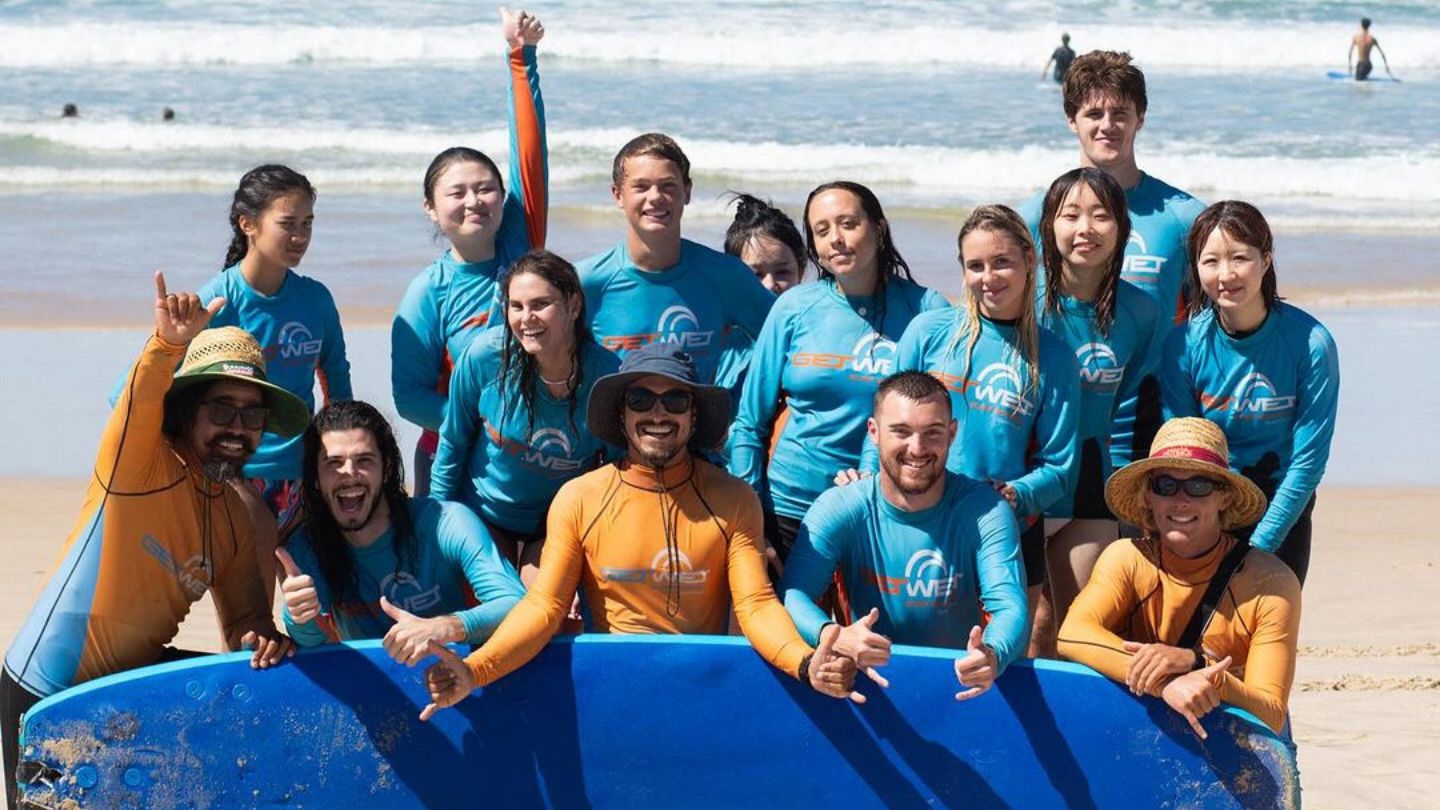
[462,454,812,686]
[5,335,278,697]
[1056,535,1301,733]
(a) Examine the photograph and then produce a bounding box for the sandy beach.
[1,478,1435,808]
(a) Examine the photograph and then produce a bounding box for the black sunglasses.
[202,399,270,431]
[624,387,693,415]
[1149,474,1226,498]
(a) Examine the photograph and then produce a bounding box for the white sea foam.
[1,20,1436,72]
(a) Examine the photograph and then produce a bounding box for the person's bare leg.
[1045,518,1118,633]
[1027,583,1055,658]
[232,480,279,607]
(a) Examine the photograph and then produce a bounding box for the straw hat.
[1104,417,1267,531]
[166,327,311,437]
[586,342,731,452]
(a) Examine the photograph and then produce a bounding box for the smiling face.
[1196,227,1271,326]
[807,188,883,287]
[506,271,581,359]
[961,227,1031,320]
[240,190,314,271]
[1052,180,1120,276]
[424,159,506,255]
[1142,467,1232,554]
[185,380,264,478]
[1067,92,1144,172]
[739,233,802,294]
[316,427,391,538]
[870,391,955,499]
[612,155,691,240]
[621,374,696,468]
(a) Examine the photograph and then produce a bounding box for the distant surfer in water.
[1041,33,1075,83]
[60,103,77,118]
[413,343,860,719]
[1348,17,1394,81]
[2,275,301,808]
[1058,417,1300,737]
[276,400,525,660]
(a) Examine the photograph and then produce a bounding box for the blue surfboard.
[1327,70,1401,83]
[17,637,1298,808]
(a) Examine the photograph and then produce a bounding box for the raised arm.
[500,7,548,252]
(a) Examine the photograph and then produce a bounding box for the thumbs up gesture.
[153,271,225,347]
[275,547,320,625]
[418,640,477,722]
[380,596,465,666]
[832,608,893,688]
[806,620,862,702]
[953,625,999,701]
[1161,655,1233,740]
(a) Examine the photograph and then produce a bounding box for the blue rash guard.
[729,279,948,520]
[1036,283,1159,519]
[859,309,1080,519]
[578,238,775,384]
[391,44,550,442]
[1019,173,1206,467]
[282,497,525,646]
[781,473,1027,669]
[200,267,351,481]
[430,327,623,535]
[1159,304,1340,552]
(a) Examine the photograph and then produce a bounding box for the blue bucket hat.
[586,343,732,452]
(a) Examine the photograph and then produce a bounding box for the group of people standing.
[4,9,1340,803]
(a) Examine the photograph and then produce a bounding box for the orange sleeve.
[463,481,584,686]
[98,335,187,491]
[509,46,547,250]
[1057,540,1144,682]
[726,480,810,679]
[1215,566,1301,733]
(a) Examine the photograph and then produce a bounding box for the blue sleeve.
[1158,324,1199,419]
[720,260,776,345]
[727,301,789,489]
[974,496,1028,671]
[1250,324,1340,551]
[1008,348,1080,517]
[780,495,849,645]
[436,503,526,642]
[391,272,450,431]
[317,287,352,403]
[1108,296,1161,469]
[278,536,332,648]
[919,288,952,312]
[430,335,488,502]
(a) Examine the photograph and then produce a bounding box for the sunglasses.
[1149,474,1226,498]
[202,399,270,431]
[624,387,693,415]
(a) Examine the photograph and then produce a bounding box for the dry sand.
[1,479,1436,807]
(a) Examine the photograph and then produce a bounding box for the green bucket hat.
[165,326,311,438]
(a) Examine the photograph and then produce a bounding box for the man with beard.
[3,274,302,808]
[413,343,858,718]
[781,372,1028,700]
[276,400,524,663]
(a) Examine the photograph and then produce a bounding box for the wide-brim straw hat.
[586,342,731,452]
[166,326,311,438]
[1104,417,1267,531]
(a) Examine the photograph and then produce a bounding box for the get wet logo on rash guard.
[862,549,963,609]
[1122,231,1167,285]
[141,534,211,600]
[601,549,709,591]
[267,321,323,365]
[1199,372,1297,419]
[601,305,714,353]
[792,333,897,379]
[934,362,1036,422]
[1075,343,1126,392]
[484,424,584,472]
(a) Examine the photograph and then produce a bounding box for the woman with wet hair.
[392,8,550,495]
[1159,200,1338,585]
[730,181,947,565]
